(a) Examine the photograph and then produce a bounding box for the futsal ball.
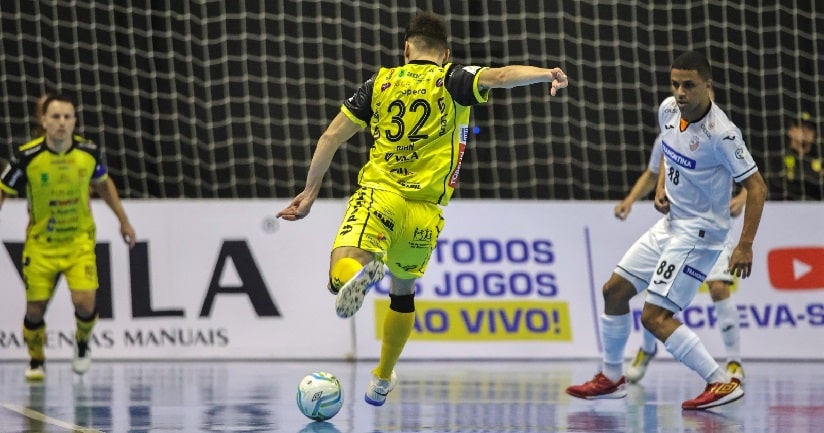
[296,372,343,421]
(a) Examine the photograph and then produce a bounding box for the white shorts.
[706,243,735,283]
[614,217,723,312]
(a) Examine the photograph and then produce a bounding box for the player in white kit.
[615,133,747,384]
[566,51,766,410]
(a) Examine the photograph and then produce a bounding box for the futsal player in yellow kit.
[0,93,136,380]
[278,12,568,406]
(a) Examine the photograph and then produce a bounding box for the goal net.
[0,1,820,200]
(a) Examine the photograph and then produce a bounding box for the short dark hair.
[404,11,449,51]
[40,93,75,115]
[672,51,712,81]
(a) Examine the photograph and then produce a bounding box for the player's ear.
[403,42,411,62]
[442,48,451,64]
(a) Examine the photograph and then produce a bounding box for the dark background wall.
[0,1,820,199]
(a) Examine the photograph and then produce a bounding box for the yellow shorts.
[22,242,98,301]
[333,187,444,279]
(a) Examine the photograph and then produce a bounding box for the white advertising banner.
[1,200,821,360]
[0,200,352,360]
[353,201,824,360]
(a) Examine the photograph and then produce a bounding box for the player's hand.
[121,222,137,248]
[653,189,669,214]
[728,242,754,278]
[549,68,568,96]
[614,200,632,220]
[277,192,315,221]
[728,195,746,217]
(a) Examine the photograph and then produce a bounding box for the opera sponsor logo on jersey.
[699,122,712,139]
[768,247,824,290]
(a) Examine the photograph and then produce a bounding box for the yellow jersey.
[341,61,489,205]
[0,135,108,249]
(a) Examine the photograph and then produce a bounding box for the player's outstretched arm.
[728,172,766,279]
[615,169,657,220]
[277,112,361,221]
[477,66,568,95]
[94,177,136,248]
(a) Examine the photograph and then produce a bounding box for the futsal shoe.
[682,378,743,410]
[335,259,385,318]
[72,340,92,375]
[726,361,745,382]
[365,370,397,406]
[625,346,657,383]
[566,372,627,399]
[25,359,45,381]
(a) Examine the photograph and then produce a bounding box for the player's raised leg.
[333,256,385,319]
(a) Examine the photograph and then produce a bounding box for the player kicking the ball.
[566,51,765,410]
[278,11,567,406]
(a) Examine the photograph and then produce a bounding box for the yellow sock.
[23,322,46,361]
[330,257,362,291]
[373,309,415,379]
[75,313,98,342]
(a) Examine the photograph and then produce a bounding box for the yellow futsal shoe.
[625,346,657,383]
[726,361,745,383]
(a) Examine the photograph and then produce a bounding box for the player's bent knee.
[640,305,673,332]
[602,275,636,304]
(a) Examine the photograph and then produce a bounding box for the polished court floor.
[0,359,821,432]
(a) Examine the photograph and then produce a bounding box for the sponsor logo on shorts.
[683,265,707,282]
[413,228,432,243]
[372,210,395,231]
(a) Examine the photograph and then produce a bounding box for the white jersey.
[657,96,757,243]
[646,134,664,173]
[647,133,738,284]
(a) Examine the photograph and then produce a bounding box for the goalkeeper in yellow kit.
[277,11,568,406]
[0,93,136,380]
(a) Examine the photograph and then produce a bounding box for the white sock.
[714,298,741,363]
[664,324,726,383]
[641,329,658,354]
[601,313,631,382]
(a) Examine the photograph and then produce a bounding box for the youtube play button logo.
[768,247,824,290]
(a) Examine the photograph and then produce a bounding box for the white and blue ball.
[296,372,343,421]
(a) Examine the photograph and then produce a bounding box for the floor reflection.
[0,360,820,432]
